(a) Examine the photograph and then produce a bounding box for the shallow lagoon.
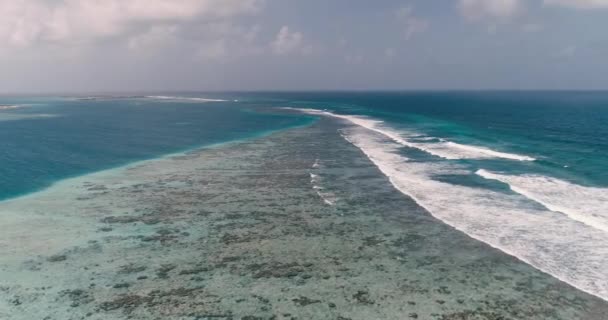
[1,114,606,319]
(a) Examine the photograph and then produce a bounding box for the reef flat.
[1,114,606,320]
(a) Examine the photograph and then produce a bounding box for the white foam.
[477,169,608,233]
[312,159,321,168]
[289,108,535,161]
[0,113,58,122]
[310,172,338,206]
[0,105,22,110]
[303,105,608,300]
[146,95,228,102]
[444,141,535,161]
[338,126,608,301]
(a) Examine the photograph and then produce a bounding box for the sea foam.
[290,108,535,161]
[294,107,608,301]
[0,105,22,110]
[310,159,339,206]
[477,169,608,233]
[146,95,229,102]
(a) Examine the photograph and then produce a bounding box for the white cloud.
[194,23,263,61]
[395,6,429,40]
[126,22,264,61]
[405,18,430,39]
[396,6,414,19]
[458,0,524,21]
[271,26,308,55]
[0,0,264,46]
[544,0,608,9]
[196,39,228,60]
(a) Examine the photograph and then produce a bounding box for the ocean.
[273,91,608,299]
[0,95,314,200]
[1,92,607,319]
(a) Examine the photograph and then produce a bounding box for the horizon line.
[2,89,608,96]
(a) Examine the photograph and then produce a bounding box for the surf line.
[476,169,608,234]
[284,108,535,162]
[290,107,608,302]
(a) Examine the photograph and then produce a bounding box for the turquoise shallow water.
[1,115,606,320]
[2,92,608,302]
[249,91,608,301]
[4,91,606,201]
[2,94,608,319]
[245,91,608,186]
[0,95,313,200]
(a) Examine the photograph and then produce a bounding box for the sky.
[0,0,607,92]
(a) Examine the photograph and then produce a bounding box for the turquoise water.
[248,91,608,186]
[3,92,607,222]
[3,91,607,227]
[2,92,608,313]
[245,91,608,300]
[0,95,313,200]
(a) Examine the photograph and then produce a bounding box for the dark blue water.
[0,95,313,200]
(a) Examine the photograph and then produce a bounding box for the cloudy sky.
[0,0,606,92]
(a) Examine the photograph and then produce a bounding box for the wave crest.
[289,108,535,161]
[146,96,230,102]
[289,107,608,301]
[477,169,608,233]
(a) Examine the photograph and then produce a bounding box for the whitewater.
[295,108,608,301]
[146,95,231,102]
[286,108,536,161]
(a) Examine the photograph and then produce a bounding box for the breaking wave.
[289,108,535,161]
[146,96,231,102]
[477,169,608,233]
[0,105,23,110]
[294,107,608,301]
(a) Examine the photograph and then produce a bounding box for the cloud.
[196,39,228,60]
[458,0,524,21]
[271,26,309,55]
[193,24,263,61]
[395,6,429,40]
[345,54,364,65]
[521,23,543,33]
[125,21,263,62]
[521,23,544,33]
[385,48,396,58]
[544,0,608,9]
[128,25,178,50]
[557,45,577,57]
[396,5,414,18]
[0,0,264,46]
[405,18,430,39]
